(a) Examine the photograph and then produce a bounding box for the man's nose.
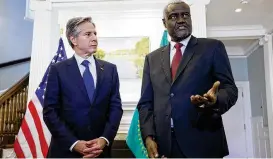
[91,34,97,41]
[177,15,186,23]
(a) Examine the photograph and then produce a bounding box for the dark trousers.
[170,128,186,158]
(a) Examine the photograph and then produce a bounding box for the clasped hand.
[73,138,106,158]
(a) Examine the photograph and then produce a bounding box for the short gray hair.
[66,16,95,48]
[163,0,189,19]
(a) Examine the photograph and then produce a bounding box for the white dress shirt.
[169,35,191,128]
[69,53,109,152]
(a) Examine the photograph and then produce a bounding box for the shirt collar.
[74,53,95,66]
[170,35,191,50]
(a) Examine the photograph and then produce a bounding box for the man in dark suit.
[137,0,238,158]
[43,17,123,158]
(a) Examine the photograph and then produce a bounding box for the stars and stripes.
[14,38,67,158]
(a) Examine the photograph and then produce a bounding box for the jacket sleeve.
[212,40,238,115]
[43,64,78,150]
[137,56,155,140]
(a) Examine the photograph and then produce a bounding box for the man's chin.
[87,49,97,54]
[175,34,190,41]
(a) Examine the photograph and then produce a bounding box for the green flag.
[160,30,169,47]
[126,30,169,158]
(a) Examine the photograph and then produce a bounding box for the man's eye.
[183,13,190,18]
[171,15,177,19]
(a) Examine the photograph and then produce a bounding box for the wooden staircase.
[0,73,29,157]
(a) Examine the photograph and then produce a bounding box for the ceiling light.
[235,8,242,12]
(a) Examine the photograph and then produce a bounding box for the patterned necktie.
[171,43,183,81]
[81,60,95,103]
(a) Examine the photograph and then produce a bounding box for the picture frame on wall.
[96,36,150,102]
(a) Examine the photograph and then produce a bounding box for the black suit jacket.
[137,36,238,158]
[43,56,123,158]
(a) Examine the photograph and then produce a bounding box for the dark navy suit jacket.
[43,56,123,158]
[138,36,238,158]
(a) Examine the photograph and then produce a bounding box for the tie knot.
[175,43,183,49]
[81,60,90,68]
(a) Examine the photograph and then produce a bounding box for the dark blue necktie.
[81,60,95,103]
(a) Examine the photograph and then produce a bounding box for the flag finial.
[60,28,64,36]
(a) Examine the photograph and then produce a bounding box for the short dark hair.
[65,17,96,48]
[163,0,189,19]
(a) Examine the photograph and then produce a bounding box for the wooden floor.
[111,140,135,158]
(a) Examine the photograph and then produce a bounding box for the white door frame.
[235,81,254,157]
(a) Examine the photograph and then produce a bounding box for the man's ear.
[162,18,167,28]
[69,36,77,47]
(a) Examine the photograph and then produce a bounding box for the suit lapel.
[174,36,198,82]
[160,44,172,85]
[92,57,104,104]
[66,56,90,103]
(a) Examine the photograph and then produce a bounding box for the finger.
[151,146,158,158]
[211,81,220,93]
[195,95,206,104]
[148,147,155,158]
[191,95,202,104]
[203,93,213,102]
[92,149,103,155]
[86,139,97,145]
[83,146,101,153]
[148,151,155,158]
[190,95,194,102]
[83,153,96,158]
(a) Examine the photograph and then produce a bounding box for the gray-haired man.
[43,17,123,158]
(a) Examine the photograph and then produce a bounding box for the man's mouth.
[176,25,187,30]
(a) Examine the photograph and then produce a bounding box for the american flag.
[14,38,67,158]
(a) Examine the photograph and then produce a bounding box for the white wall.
[60,15,165,58]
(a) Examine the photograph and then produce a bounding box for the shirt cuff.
[99,137,109,146]
[70,140,79,152]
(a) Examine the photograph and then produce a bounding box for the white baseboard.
[2,148,15,158]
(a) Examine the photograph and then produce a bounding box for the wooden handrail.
[0,73,29,105]
[0,57,31,68]
[0,73,29,151]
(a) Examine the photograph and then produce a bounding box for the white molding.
[29,0,52,11]
[228,55,247,58]
[117,102,137,134]
[236,81,254,157]
[244,39,260,57]
[207,25,266,39]
[263,35,273,157]
[24,0,34,21]
[52,0,167,9]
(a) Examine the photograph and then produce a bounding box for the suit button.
[170,93,174,97]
